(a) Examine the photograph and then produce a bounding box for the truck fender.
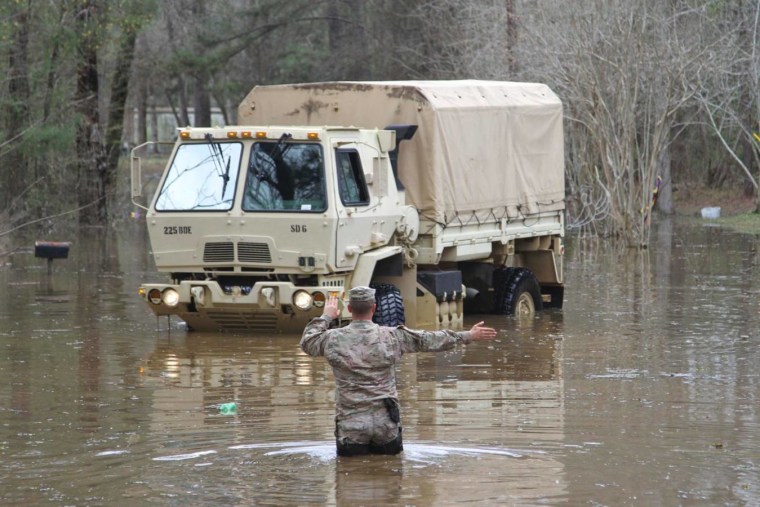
[350,246,403,287]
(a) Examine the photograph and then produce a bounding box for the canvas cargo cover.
[238,80,565,224]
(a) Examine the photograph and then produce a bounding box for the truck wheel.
[370,283,406,326]
[494,268,543,318]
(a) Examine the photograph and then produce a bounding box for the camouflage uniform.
[300,286,473,455]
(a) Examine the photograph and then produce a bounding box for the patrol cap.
[348,286,376,302]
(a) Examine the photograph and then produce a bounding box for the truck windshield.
[243,141,326,212]
[155,142,242,211]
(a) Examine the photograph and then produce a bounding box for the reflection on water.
[1,217,760,504]
[137,322,567,505]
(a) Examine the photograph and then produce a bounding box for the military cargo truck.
[131,80,565,332]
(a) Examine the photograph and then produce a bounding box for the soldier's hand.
[469,321,497,341]
[323,295,341,320]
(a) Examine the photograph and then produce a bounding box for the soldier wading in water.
[301,286,498,457]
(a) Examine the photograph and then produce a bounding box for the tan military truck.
[131,80,565,332]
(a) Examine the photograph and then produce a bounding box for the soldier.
[300,286,498,457]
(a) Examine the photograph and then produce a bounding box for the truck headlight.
[292,290,313,310]
[162,288,180,307]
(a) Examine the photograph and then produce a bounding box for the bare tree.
[383,0,511,80]
[694,0,760,212]
[521,0,714,246]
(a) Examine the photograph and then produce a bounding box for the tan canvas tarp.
[238,80,564,224]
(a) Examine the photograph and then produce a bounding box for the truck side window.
[336,149,369,206]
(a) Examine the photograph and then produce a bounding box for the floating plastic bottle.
[218,402,237,415]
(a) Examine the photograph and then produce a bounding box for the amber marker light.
[241,131,252,138]
[307,132,319,140]
[227,131,238,138]
[256,131,267,139]
[138,287,146,297]
[147,288,162,305]
[179,131,190,139]
[312,291,326,308]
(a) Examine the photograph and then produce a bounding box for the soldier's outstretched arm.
[396,321,497,353]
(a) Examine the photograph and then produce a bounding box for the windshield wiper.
[205,133,230,197]
[270,133,295,200]
[271,133,293,164]
[222,156,231,197]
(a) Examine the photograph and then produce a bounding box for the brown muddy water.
[1,218,759,506]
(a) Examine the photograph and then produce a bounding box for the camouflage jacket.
[300,318,472,419]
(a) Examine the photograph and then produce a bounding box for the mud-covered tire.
[494,268,543,318]
[370,282,406,326]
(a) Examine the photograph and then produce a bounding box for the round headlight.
[162,288,180,307]
[147,288,162,305]
[292,290,313,310]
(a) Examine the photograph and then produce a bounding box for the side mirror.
[376,130,396,153]
[131,155,142,200]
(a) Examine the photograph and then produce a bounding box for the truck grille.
[204,311,278,332]
[238,242,272,263]
[203,242,234,262]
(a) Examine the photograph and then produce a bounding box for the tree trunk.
[4,1,31,214]
[150,99,159,151]
[327,0,366,79]
[193,73,211,127]
[103,26,138,222]
[656,141,673,214]
[42,3,66,123]
[137,81,148,146]
[164,12,190,127]
[75,0,105,226]
[190,0,211,127]
[505,0,518,75]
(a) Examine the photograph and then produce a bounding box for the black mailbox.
[35,241,71,259]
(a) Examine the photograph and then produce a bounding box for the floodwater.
[1,218,759,506]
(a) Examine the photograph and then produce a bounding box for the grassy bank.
[711,212,760,235]
[673,185,760,235]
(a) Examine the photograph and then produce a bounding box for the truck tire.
[494,268,543,318]
[370,283,406,326]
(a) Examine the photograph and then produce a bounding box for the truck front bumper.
[138,280,343,333]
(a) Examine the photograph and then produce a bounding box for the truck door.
[333,146,376,269]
